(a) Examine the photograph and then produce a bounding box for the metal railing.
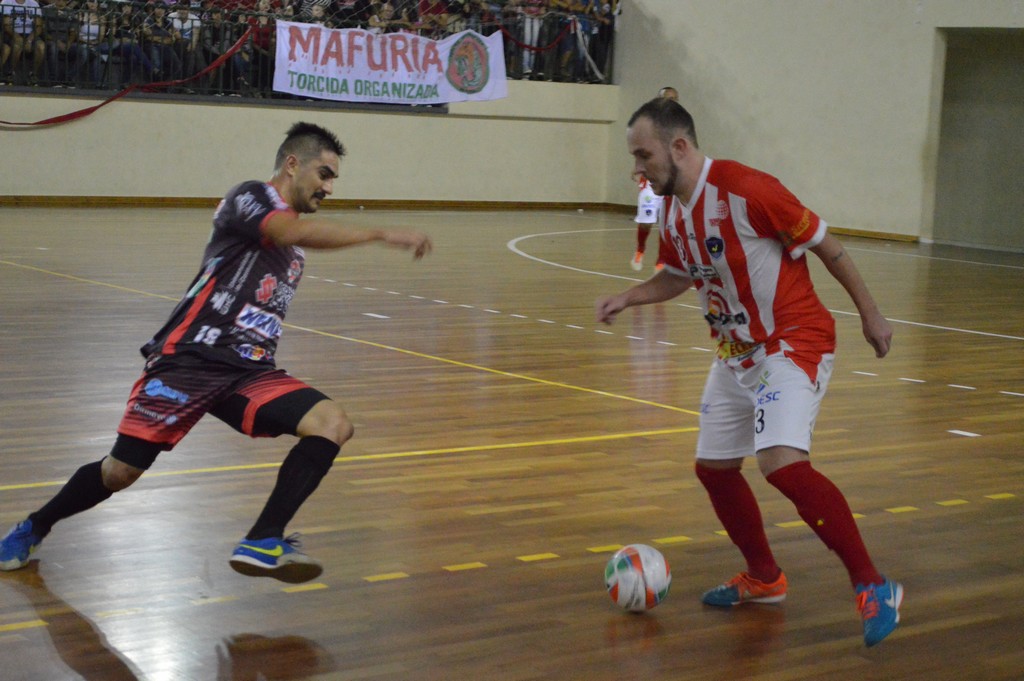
[1,1,616,98]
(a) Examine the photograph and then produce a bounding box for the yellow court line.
[0,259,699,417]
[0,427,700,491]
[0,620,47,633]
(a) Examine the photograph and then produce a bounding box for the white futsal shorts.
[695,352,834,460]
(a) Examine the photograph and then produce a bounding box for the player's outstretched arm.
[810,233,892,358]
[263,213,433,259]
[596,269,693,325]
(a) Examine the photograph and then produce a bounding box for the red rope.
[0,28,253,128]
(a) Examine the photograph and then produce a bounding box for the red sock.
[636,226,651,252]
[695,463,780,583]
[766,461,883,588]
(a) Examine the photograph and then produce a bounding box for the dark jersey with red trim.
[141,181,304,367]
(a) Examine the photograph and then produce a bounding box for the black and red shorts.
[116,353,328,451]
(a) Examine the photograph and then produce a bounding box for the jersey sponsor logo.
[255,274,278,304]
[716,339,759,360]
[235,303,283,340]
[235,344,273,362]
[235,192,264,222]
[132,403,165,422]
[709,199,729,227]
[688,262,721,280]
[782,209,813,247]
[210,290,236,314]
[756,390,781,406]
[143,379,191,404]
[269,284,296,311]
[705,291,747,328]
[287,258,303,284]
[705,236,725,260]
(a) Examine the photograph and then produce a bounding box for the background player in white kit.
[630,171,664,271]
[597,97,902,648]
[629,87,678,273]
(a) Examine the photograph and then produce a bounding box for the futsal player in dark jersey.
[0,122,432,584]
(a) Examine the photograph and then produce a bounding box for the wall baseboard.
[0,196,915,242]
[0,195,636,214]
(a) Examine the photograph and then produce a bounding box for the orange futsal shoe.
[701,570,788,607]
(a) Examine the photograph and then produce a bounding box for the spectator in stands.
[73,0,106,88]
[307,2,331,26]
[100,1,156,87]
[518,0,545,78]
[571,0,596,83]
[170,2,203,82]
[589,0,613,80]
[143,2,183,81]
[347,0,376,26]
[247,0,276,94]
[416,0,445,37]
[327,0,356,27]
[41,0,78,86]
[2,0,45,85]
[498,0,520,77]
[200,6,234,93]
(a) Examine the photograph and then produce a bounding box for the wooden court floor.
[0,206,1021,681]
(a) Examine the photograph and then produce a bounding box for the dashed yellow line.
[283,583,328,593]
[654,536,692,545]
[443,562,487,572]
[0,491,1015,635]
[587,545,624,553]
[363,572,410,582]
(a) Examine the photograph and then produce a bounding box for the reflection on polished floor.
[0,207,1022,680]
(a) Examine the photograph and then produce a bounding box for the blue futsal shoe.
[856,576,903,647]
[229,534,322,584]
[0,520,42,571]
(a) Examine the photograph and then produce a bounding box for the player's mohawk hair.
[275,122,346,171]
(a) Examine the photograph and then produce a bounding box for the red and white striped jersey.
[659,157,836,379]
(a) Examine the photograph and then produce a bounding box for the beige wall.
[0,81,618,202]
[3,1,1024,243]
[609,0,1024,239]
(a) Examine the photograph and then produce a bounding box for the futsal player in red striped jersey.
[0,122,432,584]
[596,97,902,647]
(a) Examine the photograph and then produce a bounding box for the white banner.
[273,22,508,105]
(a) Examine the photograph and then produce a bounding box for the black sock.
[246,436,340,541]
[28,460,114,538]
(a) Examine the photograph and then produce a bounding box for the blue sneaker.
[229,534,322,584]
[702,570,788,607]
[0,520,42,571]
[856,577,903,647]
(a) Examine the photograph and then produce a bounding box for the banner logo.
[446,33,488,94]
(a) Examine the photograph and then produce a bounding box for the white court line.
[508,229,1024,342]
[948,430,981,437]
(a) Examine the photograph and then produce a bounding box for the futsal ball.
[604,544,672,612]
